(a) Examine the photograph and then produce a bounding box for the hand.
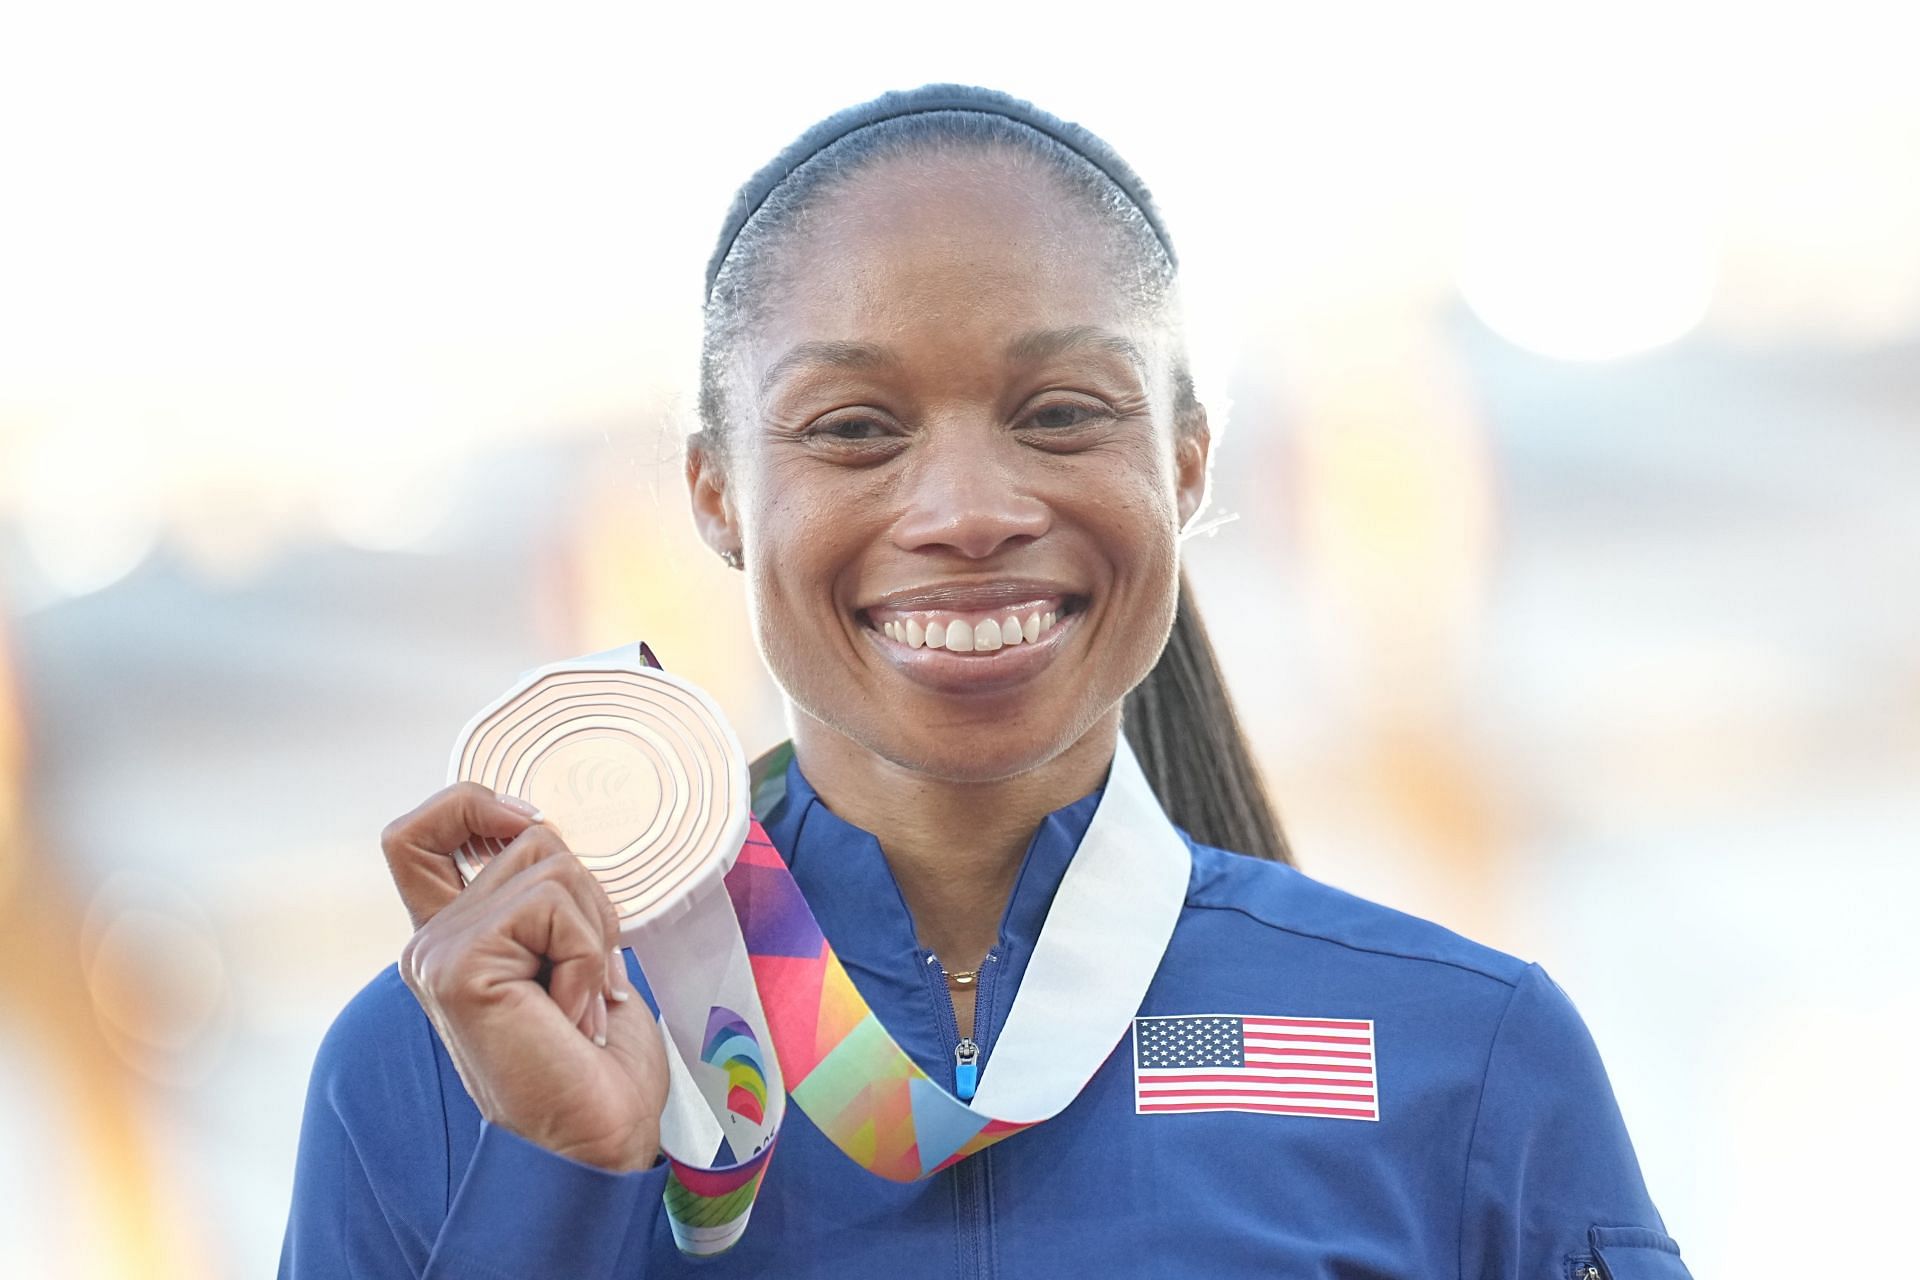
[381,783,668,1172]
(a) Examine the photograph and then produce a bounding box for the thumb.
[381,782,546,929]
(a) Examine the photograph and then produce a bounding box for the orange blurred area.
[3,4,1917,1275]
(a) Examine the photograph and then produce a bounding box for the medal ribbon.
[449,643,1190,1256]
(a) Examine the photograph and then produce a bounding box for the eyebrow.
[756,340,901,400]
[1005,325,1147,374]
[757,325,1147,400]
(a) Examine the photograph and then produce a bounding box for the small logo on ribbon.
[702,1007,770,1131]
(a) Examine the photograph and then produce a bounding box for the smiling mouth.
[859,594,1084,654]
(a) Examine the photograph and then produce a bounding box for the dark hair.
[700,84,1292,866]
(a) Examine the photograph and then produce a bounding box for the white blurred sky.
[2,2,1917,1276]
[5,0,1920,599]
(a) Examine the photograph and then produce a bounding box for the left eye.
[802,420,890,445]
[812,418,891,440]
[1027,401,1107,429]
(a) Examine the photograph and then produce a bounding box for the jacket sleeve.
[277,964,667,1280]
[1458,962,1694,1280]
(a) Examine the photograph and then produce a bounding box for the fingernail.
[593,993,609,1047]
[608,947,631,1001]
[496,793,543,821]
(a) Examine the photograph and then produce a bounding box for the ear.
[1173,406,1213,532]
[685,433,743,560]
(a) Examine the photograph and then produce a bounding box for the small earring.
[719,548,744,570]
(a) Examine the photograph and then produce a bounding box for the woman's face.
[690,148,1209,784]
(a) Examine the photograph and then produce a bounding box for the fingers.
[426,821,625,1039]
[386,781,546,869]
[473,868,614,1036]
[382,781,545,929]
[465,823,625,1003]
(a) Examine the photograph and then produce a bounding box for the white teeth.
[878,605,1069,652]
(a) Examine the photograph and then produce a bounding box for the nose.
[889,426,1051,560]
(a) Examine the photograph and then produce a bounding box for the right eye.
[805,414,901,443]
[811,417,888,439]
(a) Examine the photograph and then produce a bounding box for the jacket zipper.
[954,1036,980,1101]
[929,950,998,1280]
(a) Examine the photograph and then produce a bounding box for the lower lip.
[861,612,1079,695]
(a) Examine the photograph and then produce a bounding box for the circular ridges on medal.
[448,663,750,930]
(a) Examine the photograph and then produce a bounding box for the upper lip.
[860,578,1081,613]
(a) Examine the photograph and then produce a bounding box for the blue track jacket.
[280,758,1693,1278]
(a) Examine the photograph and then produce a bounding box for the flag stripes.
[1132,1015,1379,1122]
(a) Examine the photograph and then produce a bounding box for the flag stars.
[1137,1017,1245,1069]
[1133,1014,1380,1123]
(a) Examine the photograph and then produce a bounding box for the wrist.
[542,1123,661,1174]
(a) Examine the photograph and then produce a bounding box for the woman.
[280,84,1692,1279]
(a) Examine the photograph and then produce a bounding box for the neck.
[789,710,1120,971]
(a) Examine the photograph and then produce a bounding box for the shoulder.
[306,963,447,1128]
[285,965,461,1261]
[1165,838,1632,1130]
[1177,834,1533,992]
[317,962,434,1058]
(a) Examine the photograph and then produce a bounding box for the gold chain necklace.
[929,954,984,987]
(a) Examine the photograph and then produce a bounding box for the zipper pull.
[953,1038,980,1102]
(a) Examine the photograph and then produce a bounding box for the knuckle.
[527,823,571,855]
[450,780,493,807]
[516,852,566,887]
[528,878,571,916]
[412,946,455,998]
[400,935,431,992]
[524,828,576,867]
[551,850,593,884]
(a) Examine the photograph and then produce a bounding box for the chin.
[867,703,1112,786]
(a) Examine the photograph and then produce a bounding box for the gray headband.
[703,83,1179,303]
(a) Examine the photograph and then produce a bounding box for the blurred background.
[2,1,1914,1275]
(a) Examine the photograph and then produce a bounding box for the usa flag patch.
[1132,1014,1380,1121]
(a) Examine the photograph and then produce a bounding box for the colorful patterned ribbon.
[450,643,1190,1257]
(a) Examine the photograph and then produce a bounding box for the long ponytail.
[1124,572,1293,864]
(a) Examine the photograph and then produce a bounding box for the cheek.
[1076,439,1181,567]
[736,463,870,682]
[1076,442,1183,664]
[744,493,819,622]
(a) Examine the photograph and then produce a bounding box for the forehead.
[747,149,1143,370]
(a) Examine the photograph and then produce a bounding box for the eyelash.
[807,399,1112,441]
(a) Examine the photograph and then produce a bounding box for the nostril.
[888,484,1052,559]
